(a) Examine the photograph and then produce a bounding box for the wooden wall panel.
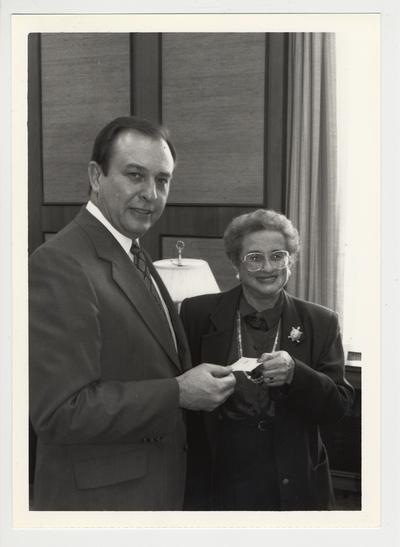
[162,33,265,205]
[141,205,255,260]
[131,33,161,123]
[264,34,288,212]
[41,33,131,204]
[161,236,238,292]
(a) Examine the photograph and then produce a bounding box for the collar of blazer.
[279,291,309,363]
[206,285,308,364]
[200,285,242,365]
[75,208,185,373]
[209,284,242,331]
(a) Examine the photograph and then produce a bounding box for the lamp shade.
[153,258,220,307]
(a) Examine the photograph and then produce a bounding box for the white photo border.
[1,1,399,546]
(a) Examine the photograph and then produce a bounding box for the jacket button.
[282,478,290,485]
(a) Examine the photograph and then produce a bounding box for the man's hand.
[256,351,295,387]
[176,363,236,411]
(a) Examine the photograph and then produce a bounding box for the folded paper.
[230,356,259,373]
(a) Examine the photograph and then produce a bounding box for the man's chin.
[125,218,154,239]
[125,209,163,238]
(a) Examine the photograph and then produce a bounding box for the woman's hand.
[256,351,295,387]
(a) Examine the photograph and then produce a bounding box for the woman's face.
[237,229,291,303]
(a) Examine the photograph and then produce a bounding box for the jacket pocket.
[73,445,148,490]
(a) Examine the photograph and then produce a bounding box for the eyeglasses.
[242,250,290,272]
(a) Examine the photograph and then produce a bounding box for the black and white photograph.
[1,2,399,546]
[26,29,362,514]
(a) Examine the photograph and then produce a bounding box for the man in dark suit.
[29,116,236,511]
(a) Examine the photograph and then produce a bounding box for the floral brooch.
[288,325,304,344]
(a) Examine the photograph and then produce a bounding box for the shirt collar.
[239,290,284,329]
[86,201,136,257]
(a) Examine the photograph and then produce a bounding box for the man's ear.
[88,161,103,194]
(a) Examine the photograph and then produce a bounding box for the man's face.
[89,130,174,239]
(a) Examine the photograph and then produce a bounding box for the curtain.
[285,33,342,317]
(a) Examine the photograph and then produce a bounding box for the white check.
[231,357,260,373]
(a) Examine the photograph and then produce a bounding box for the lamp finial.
[176,240,185,266]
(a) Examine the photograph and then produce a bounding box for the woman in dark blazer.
[180,209,354,511]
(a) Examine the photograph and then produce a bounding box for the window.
[336,31,380,365]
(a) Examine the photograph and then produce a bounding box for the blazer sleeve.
[275,311,354,425]
[29,245,180,444]
[179,297,206,365]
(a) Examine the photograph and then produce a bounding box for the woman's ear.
[88,161,102,194]
[284,265,292,285]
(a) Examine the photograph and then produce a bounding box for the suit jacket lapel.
[75,209,182,372]
[112,260,182,371]
[201,285,242,458]
[280,291,309,363]
[146,256,191,372]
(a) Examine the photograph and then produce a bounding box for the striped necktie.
[130,241,166,313]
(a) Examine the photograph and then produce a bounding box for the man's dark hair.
[91,116,176,175]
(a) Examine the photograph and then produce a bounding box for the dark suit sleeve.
[180,298,200,364]
[180,297,216,367]
[276,312,354,425]
[179,299,213,509]
[29,246,180,444]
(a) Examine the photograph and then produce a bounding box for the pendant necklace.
[236,311,281,383]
